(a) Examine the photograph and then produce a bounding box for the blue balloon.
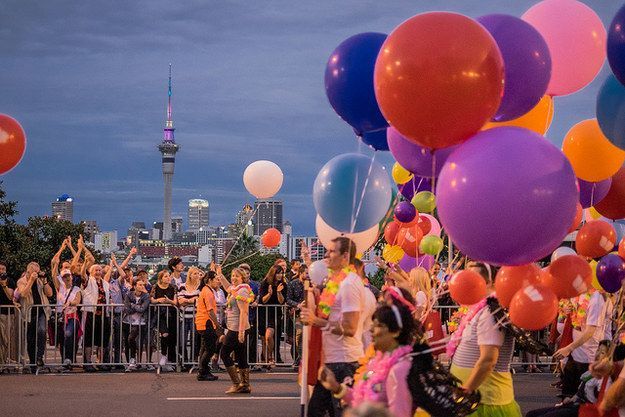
[597,74,625,150]
[608,4,625,87]
[313,153,392,233]
[325,33,388,135]
[360,128,389,151]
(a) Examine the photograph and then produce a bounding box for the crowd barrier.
[0,303,553,373]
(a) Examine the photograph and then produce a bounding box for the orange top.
[195,286,217,331]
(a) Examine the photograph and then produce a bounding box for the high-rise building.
[157,64,180,241]
[253,199,283,236]
[94,231,118,254]
[188,199,209,231]
[235,203,254,236]
[52,194,74,222]
[172,216,183,234]
[80,220,99,243]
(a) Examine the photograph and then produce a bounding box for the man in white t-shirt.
[301,236,366,417]
[554,290,613,397]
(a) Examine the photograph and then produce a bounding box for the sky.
[1,0,620,236]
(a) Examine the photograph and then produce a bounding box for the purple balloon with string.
[388,127,457,177]
[578,178,612,209]
[398,254,435,272]
[394,201,416,223]
[398,176,432,200]
[596,254,625,293]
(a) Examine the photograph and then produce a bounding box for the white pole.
[300,282,312,417]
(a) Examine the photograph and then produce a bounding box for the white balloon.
[309,260,328,286]
[243,160,283,199]
[315,215,379,254]
[551,246,576,262]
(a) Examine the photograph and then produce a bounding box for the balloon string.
[221,204,261,265]
[222,249,261,269]
[350,152,377,234]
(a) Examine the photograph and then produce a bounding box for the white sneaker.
[159,356,167,366]
[126,358,137,372]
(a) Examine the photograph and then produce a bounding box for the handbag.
[578,376,619,417]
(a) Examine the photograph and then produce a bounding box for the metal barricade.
[251,303,298,367]
[0,305,22,372]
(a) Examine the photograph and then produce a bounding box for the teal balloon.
[597,74,625,150]
[411,191,436,213]
[313,153,392,233]
[419,235,444,255]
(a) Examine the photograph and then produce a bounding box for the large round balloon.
[387,127,457,177]
[578,177,612,209]
[313,153,392,233]
[495,264,541,308]
[595,165,625,220]
[575,220,617,258]
[522,0,606,96]
[324,33,388,135]
[261,228,281,248]
[477,14,551,122]
[243,160,283,199]
[562,119,625,182]
[449,270,488,305]
[374,12,504,149]
[315,215,379,255]
[483,95,554,135]
[608,4,625,88]
[398,176,432,201]
[0,115,27,175]
[361,128,389,151]
[509,284,558,330]
[597,75,625,152]
[568,202,583,234]
[544,255,592,299]
[437,127,578,265]
[596,254,625,293]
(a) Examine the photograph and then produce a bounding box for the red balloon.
[0,114,26,174]
[544,255,592,299]
[396,225,423,258]
[374,12,504,149]
[494,264,541,308]
[595,165,625,220]
[509,284,558,330]
[620,239,625,260]
[575,220,617,258]
[449,270,488,305]
[384,221,401,245]
[261,228,281,248]
[417,215,432,235]
[568,202,583,233]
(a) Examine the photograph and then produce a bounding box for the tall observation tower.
[157,63,180,241]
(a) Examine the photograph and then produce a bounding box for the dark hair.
[0,261,6,268]
[136,269,148,277]
[372,303,416,345]
[467,261,492,284]
[353,258,364,269]
[614,343,625,362]
[264,265,284,285]
[297,264,308,274]
[167,257,183,271]
[331,236,357,264]
[123,267,132,273]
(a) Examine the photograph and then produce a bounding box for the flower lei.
[571,290,595,330]
[446,298,488,359]
[558,299,572,323]
[228,283,254,309]
[446,306,469,334]
[317,266,355,319]
[351,345,413,405]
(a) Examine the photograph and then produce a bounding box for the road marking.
[167,397,299,401]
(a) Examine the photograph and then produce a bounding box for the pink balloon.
[420,213,441,237]
[522,0,606,96]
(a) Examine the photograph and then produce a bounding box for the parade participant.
[448,261,522,417]
[218,266,253,394]
[195,270,222,381]
[318,300,417,417]
[301,236,367,417]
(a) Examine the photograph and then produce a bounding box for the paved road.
[0,370,561,417]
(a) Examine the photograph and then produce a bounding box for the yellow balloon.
[383,244,404,263]
[590,260,603,290]
[589,207,602,220]
[483,95,554,135]
[392,162,413,185]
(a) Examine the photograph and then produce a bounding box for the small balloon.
[411,191,436,213]
[575,220,617,258]
[309,260,328,286]
[392,162,413,185]
[396,225,423,258]
[449,270,488,305]
[419,235,444,256]
[595,165,625,220]
[544,255,592,299]
[596,254,625,293]
[383,221,401,245]
[387,127,457,177]
[495,264,542,308]
[0,115,27,175]
[394,201,417,224]
[417,215,432,235]
[509,284,558,330]
[568,202,583,234]
[483,95,554,135]
[420,213,441,237]
[578,178,612,209]
[261,228,281,248]
[551,246,577,263]
[383,244,404,264]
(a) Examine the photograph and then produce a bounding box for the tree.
[223,252,282,282]
[229,234,259,259]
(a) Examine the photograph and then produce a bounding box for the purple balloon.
[578,178,612,209]
[597,254,625,293]
[398,176,432,201]
[398,254,435,272]
[477,14,551,122]
[394,201,416,223]
[437,127,578,266]
[387,127,457,177]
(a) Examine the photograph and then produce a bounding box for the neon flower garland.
[228,283,254,309]
[317,266,355,319]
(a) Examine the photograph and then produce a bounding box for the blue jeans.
[63,318,78,362]
[26,313,47,365]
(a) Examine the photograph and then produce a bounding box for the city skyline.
[1,1,620,236]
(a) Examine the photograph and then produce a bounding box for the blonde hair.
[231,268,246,283]
[186,266,202,292]
[409,267,432,303]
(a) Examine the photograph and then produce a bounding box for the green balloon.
[419,235,444,255]
[411,191,436,213]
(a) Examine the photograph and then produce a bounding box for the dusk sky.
[1,0,619,236]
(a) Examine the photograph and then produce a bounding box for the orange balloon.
[374,12,504,149]
[383,221,401,245]
[544,255,592,299]
[562,119,625,182]
[449,270,488,305]
[568,202,583,233]
[396,225,423,258]
[619,239,625,260]
[261,228,281,248]
[0,114,26,175]
[595,165,625,220]
[494,264,541,308]
[483,95,554,135]
[509,284,558,330]
[575,220,617,258]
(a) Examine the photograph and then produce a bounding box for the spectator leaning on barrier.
[178,266,202,367]
[150,269,178,372]
[168,257,186,290]
[286,264,308,367]
[81,261,111,372]
[123,278,150,372]
[0,261,18,368]
[107,253,132,369]
[55,268,81,370]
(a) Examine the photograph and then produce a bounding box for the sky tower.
[157,63,180,241]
